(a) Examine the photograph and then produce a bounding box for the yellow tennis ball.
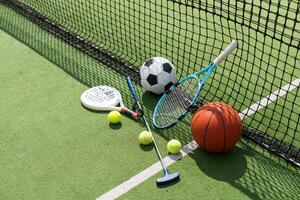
[107,111,121,124]
[167,139,181,154]
[138,131,153,145]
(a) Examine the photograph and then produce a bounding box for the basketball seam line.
[191,110,207,143]
[220,106,227,152]
[204,112,214,151]
[232,109,242,143]
[191,110,202,128]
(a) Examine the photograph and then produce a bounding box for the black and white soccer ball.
[140,57,176,95]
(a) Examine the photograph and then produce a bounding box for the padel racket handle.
[126,76,139,102]
[120,107,139,119]
[213,40,238,66]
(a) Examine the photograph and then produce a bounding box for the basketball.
[191,102,242,153]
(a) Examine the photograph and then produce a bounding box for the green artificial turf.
[2,0,299,147]
[121,142,300,200]
[0,29,166,200]
[0,27,299,200]
[0,1,299,200]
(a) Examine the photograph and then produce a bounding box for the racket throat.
[178,105,195,121]
[188,101,202,113]
[178,115,185,121]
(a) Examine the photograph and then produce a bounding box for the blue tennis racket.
[153,40,238,129]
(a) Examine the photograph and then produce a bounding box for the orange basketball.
[191,102,242,153]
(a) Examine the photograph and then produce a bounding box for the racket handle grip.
[213,40,238,66]
[126,76,139,102]
[120,107,139,119]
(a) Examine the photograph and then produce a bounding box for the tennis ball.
[167,139,181,154]
[107,111,121,124]
[138,131,153,145]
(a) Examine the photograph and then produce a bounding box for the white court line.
[96,78,300,200]
[239,78,300,120]
[96,141,198,200]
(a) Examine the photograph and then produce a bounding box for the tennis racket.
[80,85,139,119]
[153,40,238,129]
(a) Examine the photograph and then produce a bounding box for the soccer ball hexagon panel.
[140,57,177,95]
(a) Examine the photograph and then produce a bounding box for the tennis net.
[0,0,299,166]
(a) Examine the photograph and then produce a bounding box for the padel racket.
[153,40,238,129]
[81,85,139,119]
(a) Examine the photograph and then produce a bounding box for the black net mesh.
[0,0,299,167]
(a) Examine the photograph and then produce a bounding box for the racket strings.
[155,78,200,126]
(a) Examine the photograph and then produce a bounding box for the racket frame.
[153,40,238,129]
[153,63,215,128]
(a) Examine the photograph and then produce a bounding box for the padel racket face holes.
[81,86,120,109]
[80,85,139,119]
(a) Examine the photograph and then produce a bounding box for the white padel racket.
[80,85,139,119]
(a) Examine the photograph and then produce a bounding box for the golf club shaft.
[126,76,168,173]
[142,113,168,172]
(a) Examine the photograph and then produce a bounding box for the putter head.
[156,171,180,186]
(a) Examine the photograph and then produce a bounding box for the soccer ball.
[140,57,176,95]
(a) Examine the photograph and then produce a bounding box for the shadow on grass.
[109,122,122,130]
[1,7,299,200]
[139,144,154,152]
[140,89,300,199]
[189,146,247,182]
[188,140,300,200]
[142,91,161,111]
[139,86,299,200]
